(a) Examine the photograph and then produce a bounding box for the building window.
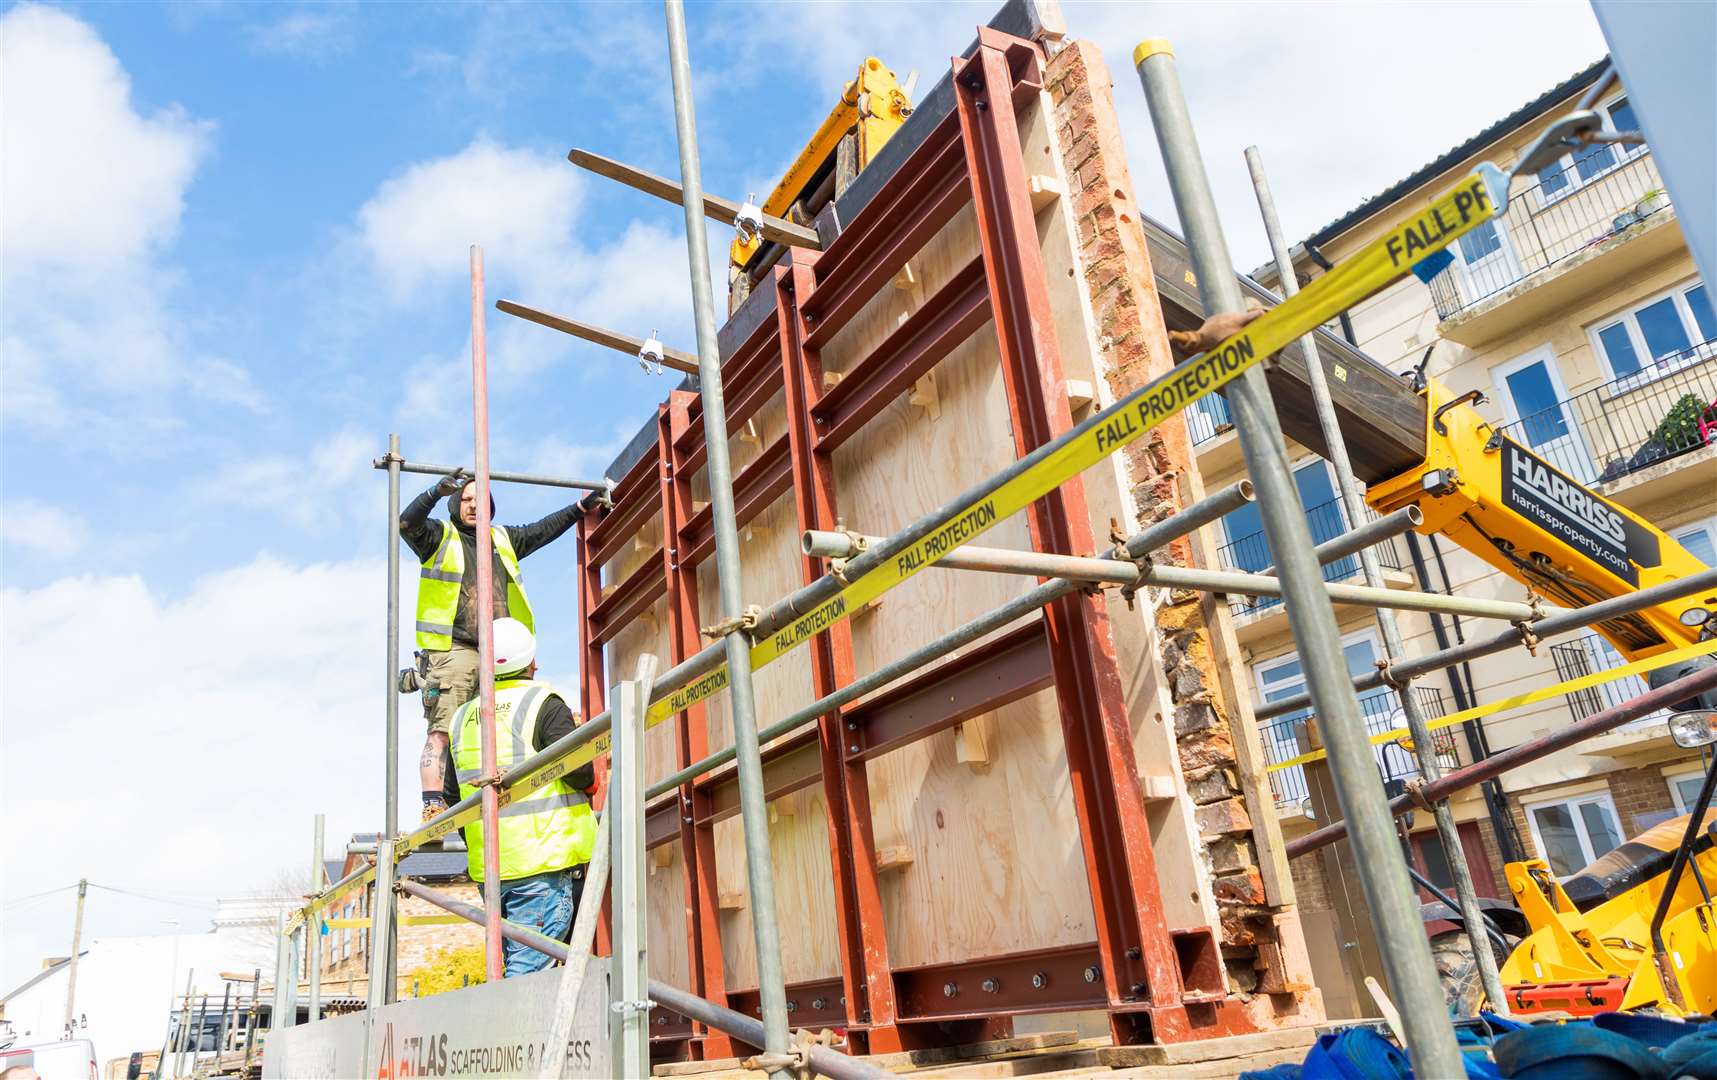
[1533,95,1646,203]
[1668,767,1711,814]
[1671,517,1717,568]
[1523,790,1623,877]
[1588,279,1714,381]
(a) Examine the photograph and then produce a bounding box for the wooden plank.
[569,148,823,251]
[495,299,700,375]
[1094,1026,1316,1068]
[1140,215,1427,482]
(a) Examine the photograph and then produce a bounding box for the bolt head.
[786,1000,797,1012]
[1031,972,1047,989]
[1083,966,1099,984]
[942,982,958,998]
[981,978,999,993]
[811,997,827,1011]
[1130,982,1146,996]
[1126,946,1141,960]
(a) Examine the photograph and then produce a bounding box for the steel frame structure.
[574,29,1251,1057]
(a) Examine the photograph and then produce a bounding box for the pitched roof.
[1297,57,1610,253]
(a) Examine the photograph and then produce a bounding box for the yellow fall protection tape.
[289,166,1503,932]
[319,915,463,929]
[1266,637,1717,774]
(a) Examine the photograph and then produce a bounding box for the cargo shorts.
[422,645,480,736]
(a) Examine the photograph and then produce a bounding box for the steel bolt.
[981,978,999,993]
[847,721,857,731]
[1130,982,1146,996]
[1126,946,1141,960]
[1031,972,1047,989]
[849,744,859,754]
[942,982,958,998]
[656,1016,667,1026]
[811,997,827,1011]
[1083,966,1099,984]
[786,1000,797,1012]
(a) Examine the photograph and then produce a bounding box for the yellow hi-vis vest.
[453,679,595,883]
[415,521,533,650]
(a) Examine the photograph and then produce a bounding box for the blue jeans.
[499,867,584,977]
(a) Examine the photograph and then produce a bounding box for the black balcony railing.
[1216,496,1406,618]
[1493,340,1717,486]
[1258,686,1454,807]
[1550,632,1667,727]
[1429,147,1668,320]
[1188,392,1232,447]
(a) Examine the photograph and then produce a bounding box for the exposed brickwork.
[1045,40,1293,1007]
[320,875,483,997]
[1607,761,1685,835]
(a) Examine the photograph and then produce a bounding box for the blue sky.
[1,0,1608,998]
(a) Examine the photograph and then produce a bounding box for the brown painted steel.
[777,258,904,1053]
[799,113,971,348]
[954,31,1188,1043]
[679,434,793,569]
[588,555,668,647]
[679,317,785,477]
[812,255,993,452]
[586,444,662,566]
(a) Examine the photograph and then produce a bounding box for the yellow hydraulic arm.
[727,57,913,303]
[1365,379,1713,661]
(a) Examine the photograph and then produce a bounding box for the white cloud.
[0,555,411,991]
[201,428,373,529]
[355,138,583,304]
[245,7,356,61]
[753,1,1607,269]
[1,4,209,273]
[0,500,91,558]
[0,4,236,435]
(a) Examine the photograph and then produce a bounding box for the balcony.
[1492,340,1717,503]
[1550,633,1666,729]
[1216,496,1410,624]
[1429,148,1673,340]
[1259,686,1455,811]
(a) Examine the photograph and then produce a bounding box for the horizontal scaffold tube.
[1287,663,1717,859]
[299,481,1253,921]
[647,481,1256,799]
[1259,505,1423,578]
[804,517,1537,622]
[395,879,888,1080]
[372,456,610,492]
[1254,567,1717,722]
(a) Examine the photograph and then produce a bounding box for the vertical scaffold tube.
[662,3,790,1073]
[1134,40,1463,1074]
[469,245,504,982]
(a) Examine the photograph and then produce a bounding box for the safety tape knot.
[701,605,762,640]
[1373,657,1409,690]
[1403,778,1437,814]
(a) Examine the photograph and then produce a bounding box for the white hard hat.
[491,618,536,675]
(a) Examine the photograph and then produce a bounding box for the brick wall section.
[1045,40,1279,990]
[322,880,483,995]
[1607,761,1684,835]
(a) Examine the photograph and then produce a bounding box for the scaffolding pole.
[1255,567,1717,721]
[662,1,789,1072]
[1245,143,1508,1012]
[308,814,324,1022]
[1134,40,1462,1073]
[1291,663,1717,857]
[372,457,609,492]
[395,878,889,1080]
[382,433,401,1002]
[468,245,506,982]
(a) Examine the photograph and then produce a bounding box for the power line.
[88,884,218,909]
[2,883,76,909]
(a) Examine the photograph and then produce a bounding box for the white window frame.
[1253,629,1383,807]
[1522,788,1624,878]
[1670,514,1717,568]
[1447,215,1525,304]
[1531,94,1649,209]
[1586,277,1714,386]
[1668,765,1710,814]
[1491,343,1598,482]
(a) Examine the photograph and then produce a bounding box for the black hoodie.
[399,485,583,647]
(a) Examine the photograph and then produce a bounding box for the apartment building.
[1191,58,1714,996]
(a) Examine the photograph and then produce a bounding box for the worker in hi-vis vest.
[401,471,583,824]
[438,617,596,977]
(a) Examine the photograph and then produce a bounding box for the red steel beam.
[812,255,992,453]
[659,391,734,1059]
[679,320,784,478]
[777,258,903,1054]
[587,555,667,646]
[954,30,1189,1044]
[586,440,661,566]
[798,113,971,348]
[678,434,792,569]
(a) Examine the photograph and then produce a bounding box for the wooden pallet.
[651,1028,1316,1078]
